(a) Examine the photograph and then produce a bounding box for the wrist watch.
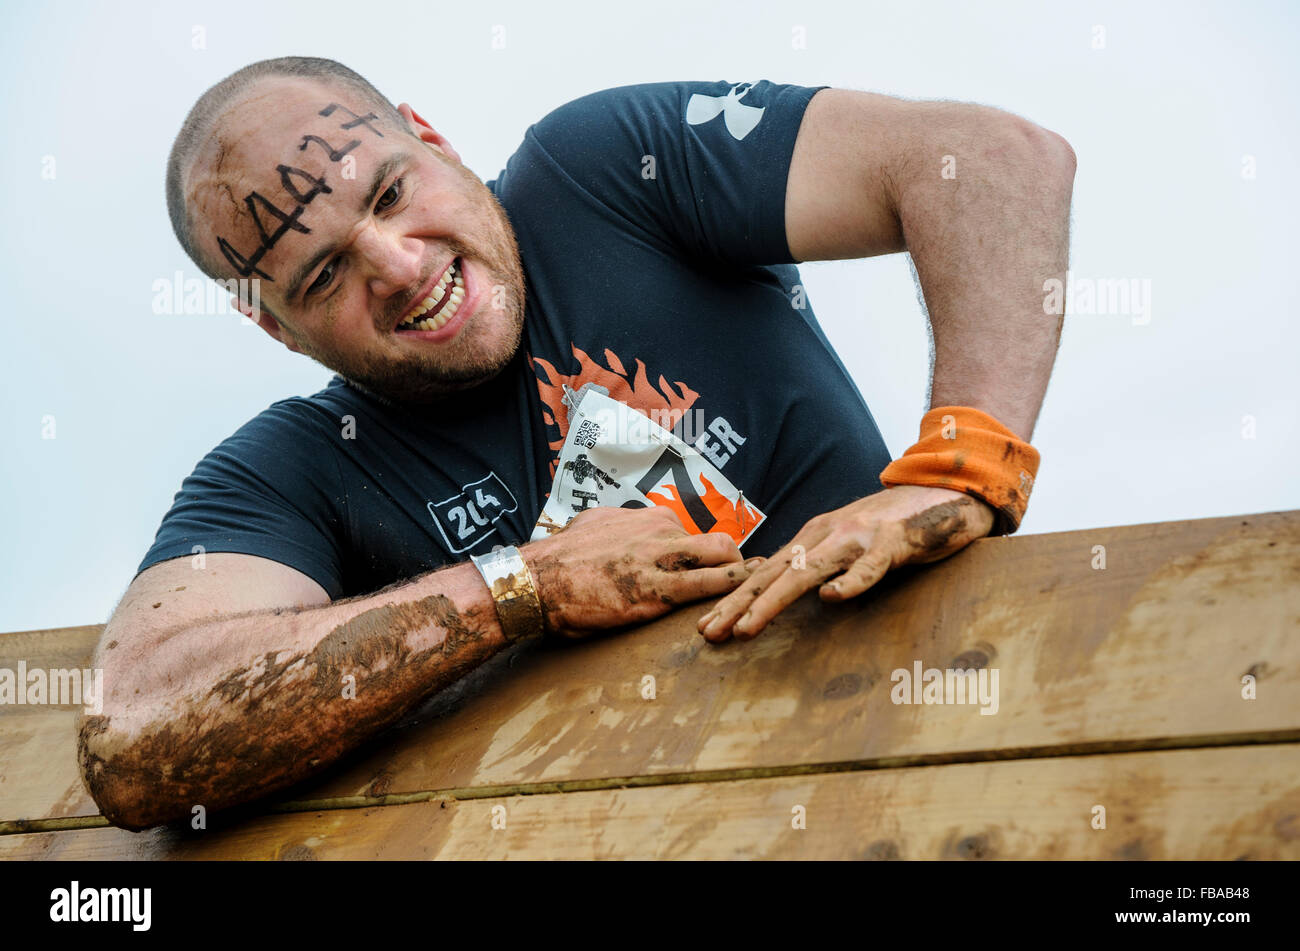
[469,546,546,643]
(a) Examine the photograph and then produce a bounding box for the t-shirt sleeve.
[135,400,347,599]
[520,80,826,266]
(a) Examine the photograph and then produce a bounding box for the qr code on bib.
[574,419,601,448]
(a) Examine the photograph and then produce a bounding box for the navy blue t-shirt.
[139,80,893,599]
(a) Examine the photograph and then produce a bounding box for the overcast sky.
[2,0,1296,631]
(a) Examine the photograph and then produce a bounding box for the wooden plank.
[0,627,101,820]
[0,625,101,710]
[304,510,1300,799]
[2,511,1297,825]
[0,711,90,822]
[2,745,1295,859]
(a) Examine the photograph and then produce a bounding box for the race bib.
[532,390,765,546]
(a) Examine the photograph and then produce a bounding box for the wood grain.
[305,510,1300,800]
[1,511,1297,828]
[0,627,100,820]
[3,745,1295,859]
[0,625,101,706]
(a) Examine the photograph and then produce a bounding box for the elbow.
[1001,111,1077,186]
[1038,123,1077,182]
[982,107,1076,189]
[76,634,193,831]
[76,709,178,832]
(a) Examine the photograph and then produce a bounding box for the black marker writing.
[245,191,310,247]
[298,134,361,163]
[277,164,332,204]
[318,103,383,137]
[215,103,382,282]
[217,236,273,281]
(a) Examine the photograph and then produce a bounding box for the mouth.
[395,257,466,333]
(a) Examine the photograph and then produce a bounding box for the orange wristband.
[879,406,1040,535]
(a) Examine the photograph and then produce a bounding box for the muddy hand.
[523,505,759,639]
[697,486,995,643]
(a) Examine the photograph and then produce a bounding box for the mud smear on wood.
[941,829,998,860]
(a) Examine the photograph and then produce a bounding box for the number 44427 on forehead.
[216,103,384,282]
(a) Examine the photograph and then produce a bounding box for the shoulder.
[244,375,360,429]
[199,377,359,474]
[531,81,693,134]
[488,80,827,261]
[493,80,825,192]
[526,80,823,149]
[521,81,725,162]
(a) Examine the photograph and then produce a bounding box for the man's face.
[189,78,525,403]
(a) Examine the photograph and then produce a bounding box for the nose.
[353,220,424,300]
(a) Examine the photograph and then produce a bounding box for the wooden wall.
[2,511,1297,859]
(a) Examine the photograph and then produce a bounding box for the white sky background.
[1,0,1296,631]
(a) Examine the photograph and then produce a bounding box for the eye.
[376,178,403,211]
[307,260,336,295]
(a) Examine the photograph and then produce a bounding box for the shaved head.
[167,56,406,287]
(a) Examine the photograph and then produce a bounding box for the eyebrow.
[284,152,411,303]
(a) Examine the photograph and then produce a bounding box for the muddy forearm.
[78,562,508,830]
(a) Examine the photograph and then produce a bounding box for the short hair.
[166,56,406,284]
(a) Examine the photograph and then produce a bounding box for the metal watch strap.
[469,546,546,643]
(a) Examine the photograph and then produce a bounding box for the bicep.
[101,552,330,660]
[784,88,913,263]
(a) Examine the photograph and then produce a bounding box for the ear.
[231,297,303,354]
[397,102,463,163]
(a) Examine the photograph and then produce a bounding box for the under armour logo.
[686,83,765,141]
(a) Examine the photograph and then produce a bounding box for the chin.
[345,334,522,405]
[302,291,525,404]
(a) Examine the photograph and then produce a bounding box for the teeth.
[396,260,465,331]
[434,261,457,293]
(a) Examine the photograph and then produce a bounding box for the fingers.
[698,544,809,643]
[673,530,745,568]
[692,490,999,647]
[697,536,890,643]
[818,549,892,601]
[667,559,762,602]
[696,518,829,643]
[730,540,856,639]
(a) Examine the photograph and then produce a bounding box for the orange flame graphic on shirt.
[531,344,700,473]
[646,474,762,543]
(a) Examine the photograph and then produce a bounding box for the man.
[80,57,1075,830]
